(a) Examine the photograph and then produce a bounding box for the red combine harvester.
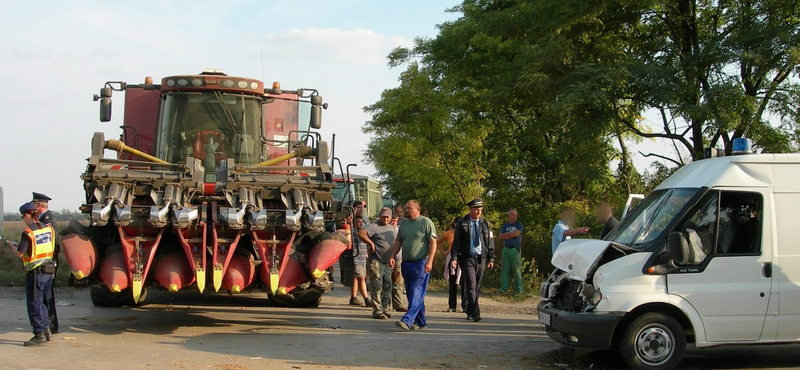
[61,70,349,307]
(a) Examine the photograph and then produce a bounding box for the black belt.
[26,266,48,275]
[468,255,482,260]
[504,245,520,249]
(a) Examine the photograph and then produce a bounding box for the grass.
[425,255,543,303]
[1,221,71,287]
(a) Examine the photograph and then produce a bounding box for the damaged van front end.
[538,240,649,348]
[538,188,700,350]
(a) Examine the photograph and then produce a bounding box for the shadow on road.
[63,288,548,369]
[541,344,800,370]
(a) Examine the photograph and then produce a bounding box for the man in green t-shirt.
[389,200,437,331]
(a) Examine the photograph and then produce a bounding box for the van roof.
[656,153,800,190]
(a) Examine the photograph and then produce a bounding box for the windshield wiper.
[213,90,238,134]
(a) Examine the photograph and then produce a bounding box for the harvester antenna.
[261,52,265,83]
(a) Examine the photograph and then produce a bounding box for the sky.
[0,1,670,213]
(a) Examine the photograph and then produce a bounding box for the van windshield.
[608,188,700,251]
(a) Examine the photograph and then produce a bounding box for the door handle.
[763,262,772,278]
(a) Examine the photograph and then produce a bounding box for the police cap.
[467,198,484,208]
[32,192,51,203]
[19,202,36,215]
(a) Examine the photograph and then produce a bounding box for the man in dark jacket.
[450,198,494,322]
[596,202,620,239]
[33,192,59,334]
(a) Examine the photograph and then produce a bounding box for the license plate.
[539,312,551,326]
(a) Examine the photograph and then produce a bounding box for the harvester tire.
[293,289,323,308]
[90,285,147,307]
[268,289,322,308]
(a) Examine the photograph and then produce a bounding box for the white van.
[538,152,800,370]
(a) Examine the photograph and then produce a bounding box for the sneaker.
[373,313,388,320]
[466,315,473,321]
[447,308,457,312]
[44,328,52,342]
[23,333,48,347]
[396,307,407,312]
[349,297,364,306]
[383,311,392,318]
[364,298,374,307]
[473,316,482,322]
[395,321,410,331]
[411,324,427,330]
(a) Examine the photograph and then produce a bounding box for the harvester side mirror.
[310,106,322,129]
[310,95,324,129]
[100,87,113,98]
[100,98,112,122]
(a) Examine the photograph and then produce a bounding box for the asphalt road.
[0,286,798,370]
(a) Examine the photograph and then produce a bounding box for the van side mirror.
[667,231,690,265]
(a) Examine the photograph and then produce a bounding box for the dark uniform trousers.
[448,269,466,311]
[26,269,53,334]
[460,255,485,318]
[40,210,59,333]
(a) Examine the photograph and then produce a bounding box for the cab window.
[717,192,762,255]
[674,190,762,265]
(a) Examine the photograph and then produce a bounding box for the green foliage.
[621,0,800,156]
[364,0,799,281]
[364,63,490,221]
[481,257,544,302]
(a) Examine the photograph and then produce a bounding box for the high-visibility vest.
[21,225,55,271]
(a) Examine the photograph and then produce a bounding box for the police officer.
[32,192,59,334]
[450,198,495,322]
[8,202,56,346]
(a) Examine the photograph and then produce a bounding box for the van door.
[667,189,772,342]
[774,188,800,341]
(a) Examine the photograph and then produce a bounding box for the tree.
[621,0,800,158]
[367,0,627,268]
[364,0,799,275]
[363,63,488,220]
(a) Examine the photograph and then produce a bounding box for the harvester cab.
[63,70,350,308]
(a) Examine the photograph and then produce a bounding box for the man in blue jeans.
[389,199,437,331]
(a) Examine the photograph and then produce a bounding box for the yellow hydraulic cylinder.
[256,146,313,167]
[105,139,170,165]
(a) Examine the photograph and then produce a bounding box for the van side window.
[717,192,762,255]
[676,191,763,265]
[676,191,718,264]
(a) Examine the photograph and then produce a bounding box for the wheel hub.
[635,325,674,366]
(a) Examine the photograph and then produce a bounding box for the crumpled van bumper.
[537,301,624,349]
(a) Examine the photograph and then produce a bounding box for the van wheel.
[620,312,685,370]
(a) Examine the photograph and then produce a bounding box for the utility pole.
[0,186,4,233]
